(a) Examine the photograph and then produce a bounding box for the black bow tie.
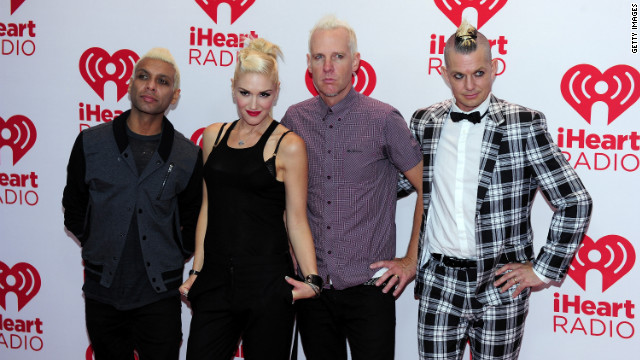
[450,110,487,124]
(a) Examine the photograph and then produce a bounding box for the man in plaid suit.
[398,21,593,359]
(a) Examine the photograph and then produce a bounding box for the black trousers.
[296,284,396,360]
[186,256,295,360]
[85,296,182,360]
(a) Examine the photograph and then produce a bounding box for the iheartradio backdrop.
[1,0,638,359]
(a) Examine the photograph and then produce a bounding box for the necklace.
[236,119,272,147]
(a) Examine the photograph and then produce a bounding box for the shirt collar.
[314,87,358,120]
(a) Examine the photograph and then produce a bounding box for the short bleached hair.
[309,14,358,55]
[134,47,181,90]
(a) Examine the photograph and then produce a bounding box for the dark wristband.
[189,269,200,276]
[304,274,324,298]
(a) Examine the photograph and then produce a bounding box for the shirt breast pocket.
[342,148,379,184]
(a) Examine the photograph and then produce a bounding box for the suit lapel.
[416,102,448,272]
[475,95,506,214]
[424,102,451,200]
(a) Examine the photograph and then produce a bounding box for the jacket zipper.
[156,162,174,200]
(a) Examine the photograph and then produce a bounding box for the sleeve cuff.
[532,267,553,284]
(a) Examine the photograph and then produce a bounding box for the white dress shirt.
[427,96,490,259]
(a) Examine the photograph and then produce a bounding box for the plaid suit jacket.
[400,95,592,306]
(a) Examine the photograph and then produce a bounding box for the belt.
[431,253,477,268]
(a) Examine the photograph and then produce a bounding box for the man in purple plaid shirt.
[398,20,593,359]
[282,15,423,360]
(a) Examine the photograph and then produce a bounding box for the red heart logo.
[196,0,256,25]
[10,0,26,14]
[561,64,640,125]
[0,115,37,165]
[305,59,377,97]
[190,127,205,148]
[567,235,636,292]
[0,262,41,311]
[434,0,508,29]
[79,47,139,101]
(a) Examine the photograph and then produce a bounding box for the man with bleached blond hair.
[63,48,202,360]
[283,15,424,360]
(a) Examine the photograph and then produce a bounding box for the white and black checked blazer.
[399,95,593,306]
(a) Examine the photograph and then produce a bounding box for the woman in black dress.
[180,38,321,359]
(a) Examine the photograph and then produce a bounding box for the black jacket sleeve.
[178,148,203,255]
[62,132,90,244]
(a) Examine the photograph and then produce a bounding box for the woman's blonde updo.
[233,37,283,86]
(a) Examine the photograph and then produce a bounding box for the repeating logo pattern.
[0,261,41,311]
[10,0,26,14]
[434,0,508,29]
[567,235,636,292]
[561,64,640,125]
[0,115,36,166]
[305,59,377,97]
[79,48,139,101]
[196,0,255,24]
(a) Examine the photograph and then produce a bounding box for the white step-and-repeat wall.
[1,0,638,359]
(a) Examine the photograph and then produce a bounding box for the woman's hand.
[179,274,198,297]
[285,276,317,301]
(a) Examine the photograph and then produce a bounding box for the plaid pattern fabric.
[418,258,529,360]
[399,95,593,306]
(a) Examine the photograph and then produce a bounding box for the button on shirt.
[427,96,491,260]
[282,89,422,289]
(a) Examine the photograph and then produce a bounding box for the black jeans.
[296,284,396,360]
[85,296,182,360]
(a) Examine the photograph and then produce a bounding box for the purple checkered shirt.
[282,89,422,289]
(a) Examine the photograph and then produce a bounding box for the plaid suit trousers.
[418,258,529,360]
